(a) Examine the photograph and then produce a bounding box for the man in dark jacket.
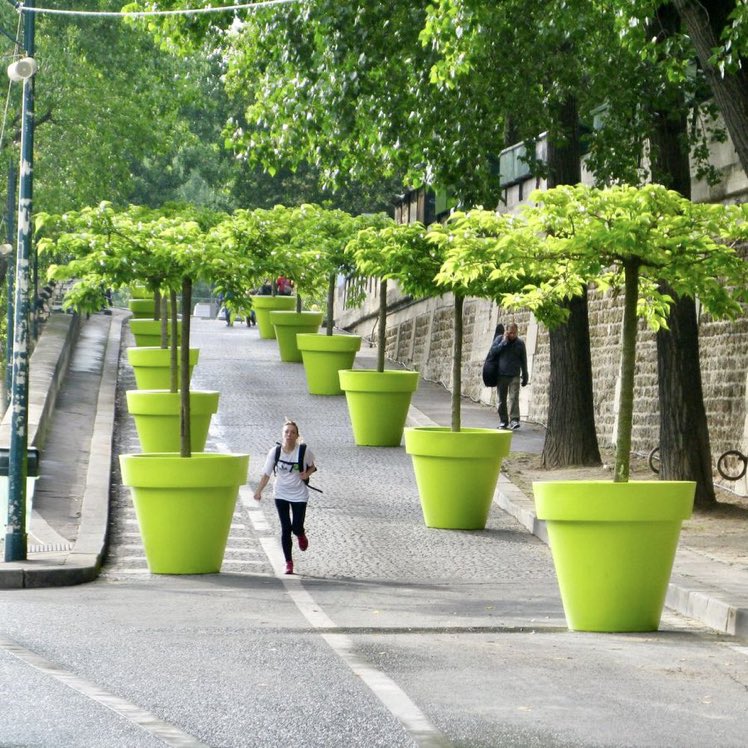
[490,322,528,430]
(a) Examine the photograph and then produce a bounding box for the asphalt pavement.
[1,309,747,640]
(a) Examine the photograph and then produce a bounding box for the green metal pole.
[5,0,34,562]
[5,159,16,409]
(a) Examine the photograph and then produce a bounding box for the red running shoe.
[298,534,309,552]
[284,561,294,575]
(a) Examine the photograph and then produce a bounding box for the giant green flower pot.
[128,298,156,319]
[270,311,324,362]
[404,427,512,529]
[339,369,420,446]
[250,295,297,339]
[129,319,181,348]
[297,333,362,395]
[126,346,199,390]
[119,452,249,574]
[126,390,220,452]
[533,480,696,632]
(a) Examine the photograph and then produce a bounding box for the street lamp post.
[5,160,16,408]
[5,0,35,562]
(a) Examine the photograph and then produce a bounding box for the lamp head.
[7,57,37,83]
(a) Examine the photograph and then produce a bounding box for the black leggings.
[274,499,307,562]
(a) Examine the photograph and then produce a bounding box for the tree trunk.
[180,278,192,458]
[650,4,717,508]
[542,96,602,468]
[160,296,168,349]
[542,294,602,468]
[377,278,387,372]
[326,272,335,335]
[673,0,748,177]
[614,261,640,482]
[656,294,716,508]
[169,290,178,394]
[452,295,463,432]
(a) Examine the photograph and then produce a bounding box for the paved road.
[1,318,747,747]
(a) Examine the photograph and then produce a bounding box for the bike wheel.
[717,450,748,481]
[648,447,660,475]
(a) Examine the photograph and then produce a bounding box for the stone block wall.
[336,283,748,496]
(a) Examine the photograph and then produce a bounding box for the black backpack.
[482,340,501,387]
[273,443,322,492]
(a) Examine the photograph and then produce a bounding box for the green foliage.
[0,2,207,213]
[208,203,391,311]
[430,210,537,304]
[346,222,445,300]
[496,184,748,327]
[446,183,748,479]
[37,202,227,312]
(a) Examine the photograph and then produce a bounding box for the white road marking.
[0,636,210,747]
[253,536,450,747]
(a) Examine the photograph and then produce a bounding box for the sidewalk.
[1,314,746,638]
[0,309,122,587]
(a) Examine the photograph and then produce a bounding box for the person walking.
[254,420,317,575]
[491,322,529,430]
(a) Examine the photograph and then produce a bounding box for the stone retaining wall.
[337,280,748,496]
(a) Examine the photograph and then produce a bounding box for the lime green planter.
[533,480,695,632]
[129,319,181,348]
[404,427,512,529]
[250,295,297,339]
[338,369,420,446]
[297,333,362,395]
[119,452,249,574]
[126,346,199,390]
[128,298,156,319]
[270,311,324,362]
[126,390,220,452]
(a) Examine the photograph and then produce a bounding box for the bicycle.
[648,446,748,481]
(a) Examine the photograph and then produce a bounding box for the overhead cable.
[16,0,298,18]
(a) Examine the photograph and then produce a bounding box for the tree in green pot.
[340,221,424,447]
[365,221,516,530]
[293,205,391,394]
[41,204,202,406]
[211,206,297,339]
[210,204,322,356]
[124,205,249,574]
[259,205,328,362]
[460,184,748,631]
[43,203,249,574]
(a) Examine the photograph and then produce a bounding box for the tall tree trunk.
[542,96,602,467]
[160,296,168,349]
[650,5,717,507]
[180,279,192,458]
[451,295,463,432]
[377,278,387,372]
[673,0,748,177]
[656,295,715,508]
[169,290,178,394]
[326,272,335,335]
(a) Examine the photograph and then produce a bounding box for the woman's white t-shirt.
[261,444,316,503]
